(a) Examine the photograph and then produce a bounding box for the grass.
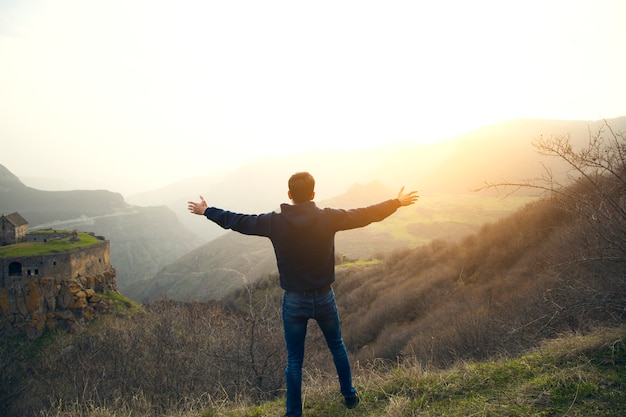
[0,231,103,258]
[414,193,536,224]
[28,324,626,417]
[195,325,625,417]
[101,291,145,315]
[362,193,536,247]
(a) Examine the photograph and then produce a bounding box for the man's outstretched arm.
[187,195,273,236]
[332,186,419,231]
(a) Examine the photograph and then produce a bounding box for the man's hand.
[188,196,208,215]
[397,187,419,207]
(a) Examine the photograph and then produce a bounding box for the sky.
[1,0,625,197]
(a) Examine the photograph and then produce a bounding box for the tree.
[478,120,626,262]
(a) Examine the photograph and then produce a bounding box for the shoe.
[345,394,360,409]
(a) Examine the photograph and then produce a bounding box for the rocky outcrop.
[0,266,119,339]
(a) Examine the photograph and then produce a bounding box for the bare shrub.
[3,294,285,417]
[479,120,626,261]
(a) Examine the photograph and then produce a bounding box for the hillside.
[1,159,624,416]
[335,198,625,365]
[0,164,203,289]
[203,325,626,416]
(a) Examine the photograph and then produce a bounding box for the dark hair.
[288,172,315,203]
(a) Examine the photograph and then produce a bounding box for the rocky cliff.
[0,266,119,339]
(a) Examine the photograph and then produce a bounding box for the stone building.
[0,212,28,246]
[0,237,112,286]
[0,216,120,338]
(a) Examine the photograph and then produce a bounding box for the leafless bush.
[2,294,285,417]
[479,120,626,261]
[466,120,626,347]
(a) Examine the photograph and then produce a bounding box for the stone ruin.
[0,222,121,339]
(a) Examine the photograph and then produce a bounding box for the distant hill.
[0,164,203,290]
[125,117,626,302]
[129,117,626,241]
[0,164,128,222]
[4,117,624,301]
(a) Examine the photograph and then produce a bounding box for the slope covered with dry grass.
[2,125,624,417]
[19,325,626,417]
[336,197,625,367]
[3,189,623,417]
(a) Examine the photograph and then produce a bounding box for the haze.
[1,0,625,198]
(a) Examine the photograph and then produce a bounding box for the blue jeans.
[282,289,357,417]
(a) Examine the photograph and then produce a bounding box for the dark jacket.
[204,199,401,291]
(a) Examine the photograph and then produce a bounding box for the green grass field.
[0,231,102,258]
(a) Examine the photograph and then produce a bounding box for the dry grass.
[3,152,625,416]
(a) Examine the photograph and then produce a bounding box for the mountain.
[0,164,203,290]
[354,117,626,195]
[3,120,624,417]
[0,164,26,191]
[3,163,624,417]
[128,117,626,241]
[4,117,623,300]
[126,117,626,302]
[128,147,418,242]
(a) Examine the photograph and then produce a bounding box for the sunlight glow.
[0,0,625,195]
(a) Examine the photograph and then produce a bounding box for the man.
[188,172,418,417]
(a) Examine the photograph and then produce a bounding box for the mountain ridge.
[3,117,625,300]
[125,117,626,302]
[0,165,203,290]
[2,122,624,416]
[129,117,626,241]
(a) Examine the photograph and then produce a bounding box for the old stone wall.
[0,266,119,338]
[70,240,111,278]
[0,241,120,339]
[0,240,111,285]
